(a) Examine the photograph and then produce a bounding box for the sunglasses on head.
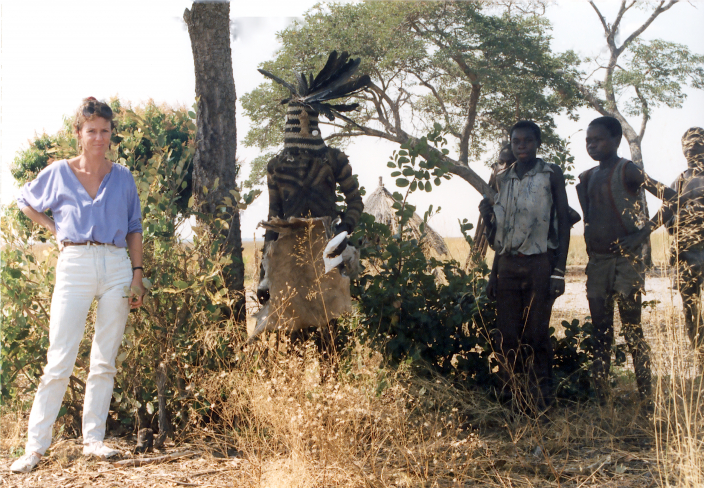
[82,103,113,118]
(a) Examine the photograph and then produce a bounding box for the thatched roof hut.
[364,177,449,257]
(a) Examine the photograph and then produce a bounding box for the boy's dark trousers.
[494,253,553,409]
[588,292,652,403]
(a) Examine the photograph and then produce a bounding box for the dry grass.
[2,233,702,487]
[444,230,673,269]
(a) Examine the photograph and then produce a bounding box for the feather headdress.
[258,50,371,122]
[259,51,370,152]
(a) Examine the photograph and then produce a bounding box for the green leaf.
[396,178,409,188]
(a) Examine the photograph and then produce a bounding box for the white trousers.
[25,244,133,455]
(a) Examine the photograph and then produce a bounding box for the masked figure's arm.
[329,148,363,234]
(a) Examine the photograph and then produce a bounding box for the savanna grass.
[2,232,701,486]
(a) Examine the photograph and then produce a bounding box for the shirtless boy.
[479,121,570,410]
[668,128,704,353]
[576,116,676,403]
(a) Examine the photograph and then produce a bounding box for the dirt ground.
[0,439,247,488]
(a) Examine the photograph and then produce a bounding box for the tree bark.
[184,2,245,321]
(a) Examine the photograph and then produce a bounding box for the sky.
[1,0,703,239]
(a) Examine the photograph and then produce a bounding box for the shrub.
[351,125,497,385]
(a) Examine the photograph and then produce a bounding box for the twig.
[111,450,198,467]
[189,468,229,477]
[152,476,200,487]
[153,471,229,487]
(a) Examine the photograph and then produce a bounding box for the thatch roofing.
[364,177,449,257]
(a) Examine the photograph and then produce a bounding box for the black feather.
[258,68,299,97]
[329,103,360,112]
[262,51,371,116]
[322,75,371,101]
[295,72,309,95]
[310,52,353,92]
[303,70,368,105]
[311,51,340,90]
[312,103,336,121]
[311,56,360,95]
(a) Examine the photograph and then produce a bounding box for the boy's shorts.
[586,251,645,300]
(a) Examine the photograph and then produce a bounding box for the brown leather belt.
[62,241,108,247]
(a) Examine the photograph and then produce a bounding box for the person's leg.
[494,256,524,400]
[82,246,132,448]
[691,278,703,350]
[680,264,703,350]
[521,255,553,409]
[588,294,615,402]
[25,248,97,455]
[618,292,652,401]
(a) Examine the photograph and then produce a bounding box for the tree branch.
[458,83,482,166]
[573,80,611,116]
[635,85,649,141]
[331,111,494,198]
[617,0,679,55]
[368,82,403,136]
[612,0,636,39]
[409,70,459,138]
[589,1,610,38]
[325,131,374,141]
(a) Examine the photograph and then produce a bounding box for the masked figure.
[250,51,369,343]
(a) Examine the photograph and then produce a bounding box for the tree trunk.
[620,122,652,265]
[184,2,245,321]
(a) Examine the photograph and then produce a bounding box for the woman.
[11,97,145,473]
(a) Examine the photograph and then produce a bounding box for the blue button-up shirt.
[17,159,142,248]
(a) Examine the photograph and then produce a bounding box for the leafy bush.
[551,318,597,400]
[0,208,55,400]
[351,126,497,385]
